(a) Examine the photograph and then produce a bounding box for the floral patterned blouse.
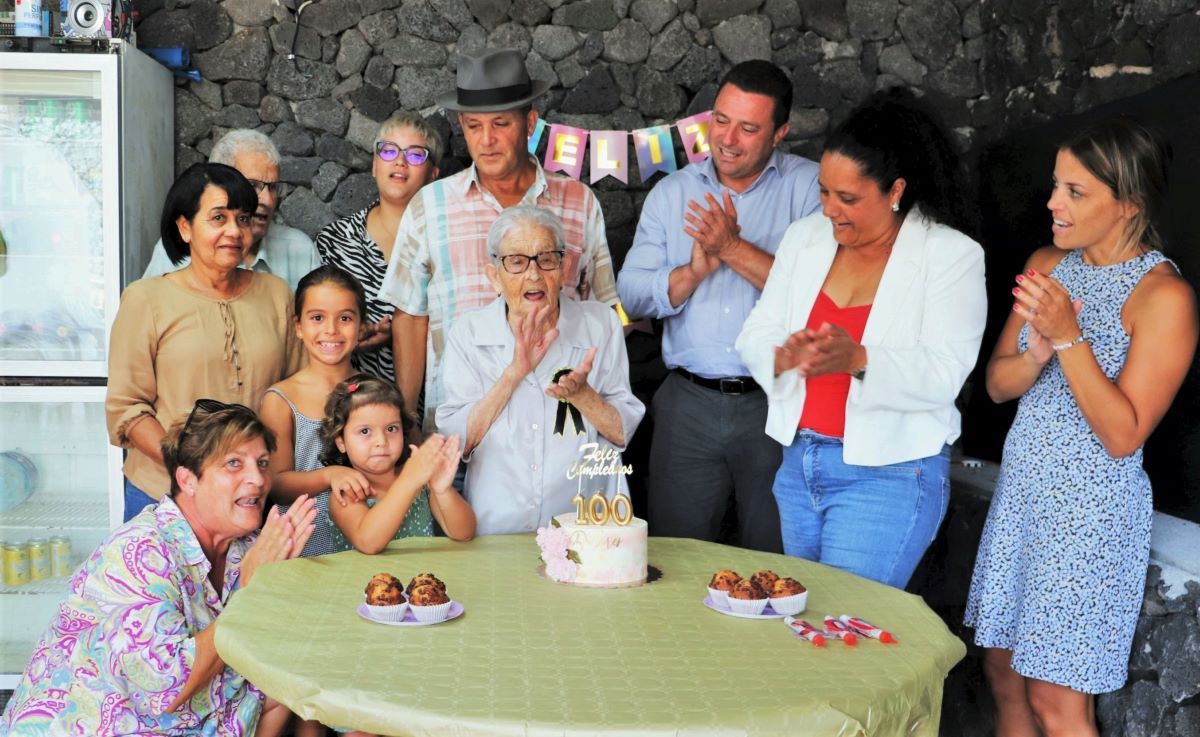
[0,497,264,736]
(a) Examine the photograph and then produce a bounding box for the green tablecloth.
[215,535,965,736]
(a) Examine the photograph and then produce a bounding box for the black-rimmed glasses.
[493,250,565,274]
[374,140,432,166]
[245,179,287,197]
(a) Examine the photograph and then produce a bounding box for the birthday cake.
[538,514,648,587]
[536,442,647,587]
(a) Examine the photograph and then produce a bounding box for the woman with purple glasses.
[314,113,443,385]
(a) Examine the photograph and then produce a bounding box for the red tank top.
[797,291,872,438]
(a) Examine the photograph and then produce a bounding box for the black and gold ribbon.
[551,367,586,436]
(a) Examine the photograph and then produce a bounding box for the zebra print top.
[313,204,396,382]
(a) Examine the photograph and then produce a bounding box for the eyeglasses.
[374,140,432,166]
[182,398,255,437]
[245,179,286,197]
[493,250,565,274]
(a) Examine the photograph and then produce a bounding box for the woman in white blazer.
[736,89,987,588]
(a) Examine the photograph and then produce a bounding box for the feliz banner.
[677,111,712,165]
[524,112,712,185]
[543,124,589,180]
[589,130,628,184]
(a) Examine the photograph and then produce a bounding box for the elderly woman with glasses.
[1,401,317,736]
[107,163,303,522]
[436,206,644,535]
[314,112,443,384]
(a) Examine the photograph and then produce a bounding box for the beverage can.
[50,536,72,577]
[14,0,43,38]
[27,538,49,581]
[2,542,31,586]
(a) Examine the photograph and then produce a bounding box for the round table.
[215,535,965,736]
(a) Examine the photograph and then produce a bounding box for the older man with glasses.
[436,206,642,535]
[378,49,619,432]
[143,129,320,291]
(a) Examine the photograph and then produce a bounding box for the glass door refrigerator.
[0,41,172,688]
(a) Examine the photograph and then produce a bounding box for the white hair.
[209,129,281,167]
[487,205,566,256]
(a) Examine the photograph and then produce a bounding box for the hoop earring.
[891,201,900,213]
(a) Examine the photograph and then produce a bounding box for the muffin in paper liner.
[767,590,807,616]
[726,596,768,616]
[707,586,730,607]
[364,600,409,622]
[410,599,453,623]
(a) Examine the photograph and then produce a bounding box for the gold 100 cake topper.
[566,442,634,526]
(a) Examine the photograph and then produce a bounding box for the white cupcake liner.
[726,596,768,616]
[364,601,409,622]
[707,587,731,607]
[767,590,808,616]
[410,599,453,622]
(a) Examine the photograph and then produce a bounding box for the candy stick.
[822,616,858,646]
[783,616,826,647]
[839,614,898,644]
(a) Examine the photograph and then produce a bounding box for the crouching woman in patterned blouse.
[0,401,317,736]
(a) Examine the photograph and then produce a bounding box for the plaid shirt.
[378,157,618,429]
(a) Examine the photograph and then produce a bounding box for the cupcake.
[726,579,768,616]
[750,569,780,593]
[767,577,808,615]
[408,583,452,622]
[707,569,741,606]
[406,572,446,596]
[363,573,408,622]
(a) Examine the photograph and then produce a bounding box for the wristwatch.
[851,364,866,381]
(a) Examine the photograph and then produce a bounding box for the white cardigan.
[736,209,987,466]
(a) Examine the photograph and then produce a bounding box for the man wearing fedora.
[379,48,618,431]
[617,60,820,553]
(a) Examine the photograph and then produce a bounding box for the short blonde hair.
[375,112,445,168]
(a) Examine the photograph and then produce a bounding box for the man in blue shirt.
[618,61,821,553]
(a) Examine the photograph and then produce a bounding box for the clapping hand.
[509,303,560,378]
[327,466,373,507]
[242,495,317,587]
[774,329,817,377]
[689,238,721,281]
[1013,270,1083,362]
[427,434,462,494]
[546,347,598,402]
[684,190,741,258]
[398,433,453,490]
[800,323,863,376]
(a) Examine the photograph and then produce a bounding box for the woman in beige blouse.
[106,163,301,520]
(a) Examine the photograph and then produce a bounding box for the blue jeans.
[772,430,950,588]
[123,477,158,522]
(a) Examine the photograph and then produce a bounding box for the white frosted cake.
[538,514,648,587]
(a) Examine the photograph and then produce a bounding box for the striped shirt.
[378,157,618,430]
[314,205,397,382]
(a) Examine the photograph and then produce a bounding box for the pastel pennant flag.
[527,117,548,155]
[589,130,628,184]
[543,124,589,180]
[677,111,712,164]
[633,125,677,182]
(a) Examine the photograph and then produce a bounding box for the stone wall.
[917,466,1200,737]
[132,0,1200,264]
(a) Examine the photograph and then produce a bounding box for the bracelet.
[1052,334,1088,352]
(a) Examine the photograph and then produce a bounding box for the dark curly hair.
[824,87,969,234]
[319,374,418,467]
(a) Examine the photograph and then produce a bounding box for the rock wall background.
[133,0,1200,265]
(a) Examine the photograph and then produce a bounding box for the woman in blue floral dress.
[965,119,1197,735]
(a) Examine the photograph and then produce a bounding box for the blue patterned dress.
[965,249,1172,694]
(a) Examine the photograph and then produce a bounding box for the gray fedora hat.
[438,49,552,112]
